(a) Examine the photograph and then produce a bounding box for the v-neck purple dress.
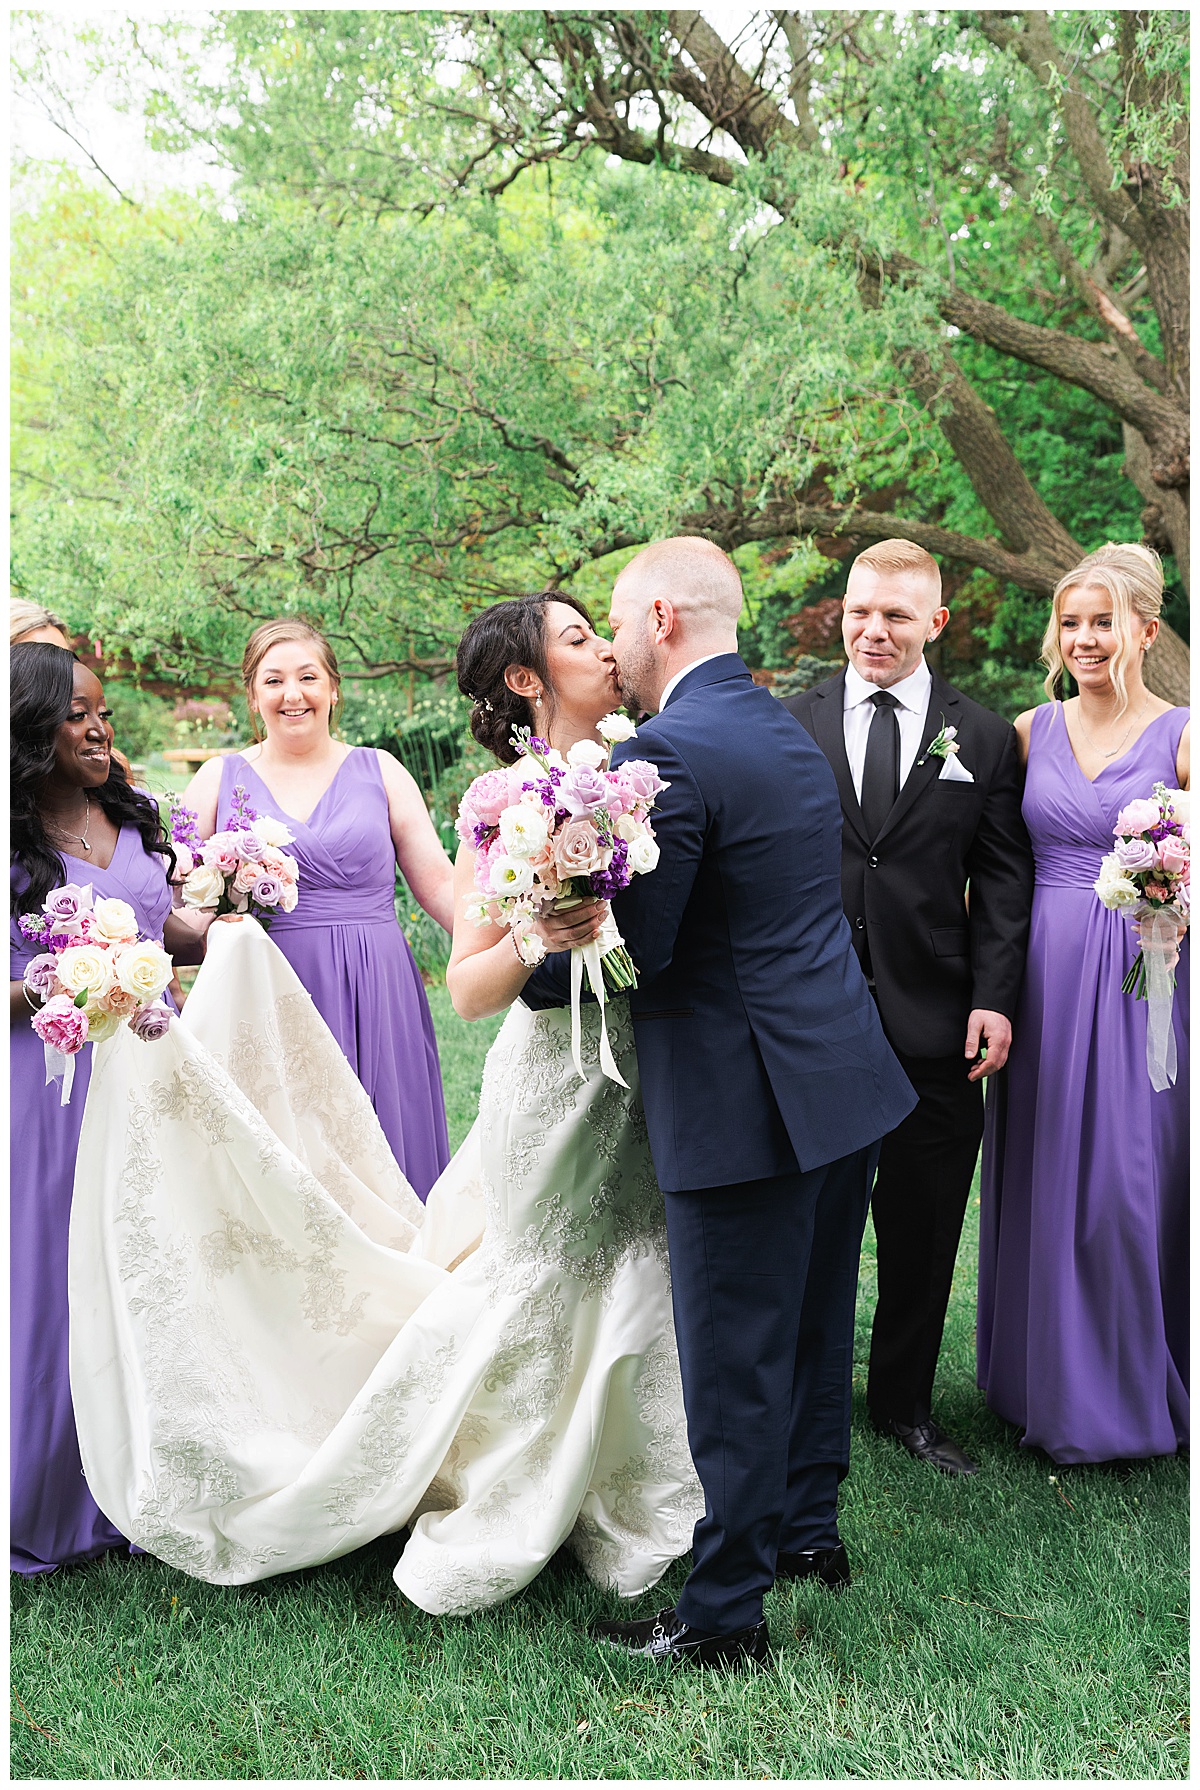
[216,749,449,1200]
[11,827,173,1573]
[977,703,1189,1464]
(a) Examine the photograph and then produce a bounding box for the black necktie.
[860,690,901,841]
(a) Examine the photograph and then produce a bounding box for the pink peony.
[465,767,515,829]
[1115,798,1162,837]
[32,994,89,1054]
[554,816,608,878]
[130,1001,173,1042]
[22,954,62,1003]
[41,884,92,937]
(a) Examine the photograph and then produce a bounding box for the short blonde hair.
[10,599,70,645]
[1042,543,1163,714]
[242,617,342,740]
[850,539,942,598]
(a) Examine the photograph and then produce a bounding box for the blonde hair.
[1042,543,1163,715]
[850,539,942,599]
[242,617,342,741]
[10,599,70,645]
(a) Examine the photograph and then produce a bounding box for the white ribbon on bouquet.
[43,1042,77,1106]
[1137,905,1184,1093]
[569,910,629,1089]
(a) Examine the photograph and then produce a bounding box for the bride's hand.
[533,898,607,953]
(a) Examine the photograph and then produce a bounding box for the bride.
[69,592,702,1615]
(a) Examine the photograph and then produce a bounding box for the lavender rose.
[41,883,93,937]
[559,764,610,816]
[1114,835,1159,872]
[252,873,284,908]
[130,1001,173,1043]
[22,954,62,1003]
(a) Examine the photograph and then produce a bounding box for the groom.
[524,538,915,1671]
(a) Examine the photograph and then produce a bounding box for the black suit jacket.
[784,668,1034,1058]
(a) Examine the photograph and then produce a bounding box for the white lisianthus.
[181,863,227,909]
[113,939,174,1002]
[82,1002,125,1043]
[490,855,536,896]
[627,835,661,875]
[499,804,551,860]
[1094,854,1141,910]
[597,712,638,744]
[91,897,139,944]
[567,738,609,770]
[56,944,115,1001]
[255,816,295,848]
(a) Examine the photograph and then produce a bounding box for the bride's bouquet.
[456,715,668,1085]
[169,785,300,924]
[19,884,175,1104]
[1094,780,1190,1090]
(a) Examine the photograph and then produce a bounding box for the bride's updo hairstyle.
[1042,543,1164,714]
[456,591,594,765]
[242,617,343,741]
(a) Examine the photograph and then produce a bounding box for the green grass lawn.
[11,992,1188,1779]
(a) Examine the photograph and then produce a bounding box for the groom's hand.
[534,898,607,954]
[964,1009,1012,1081]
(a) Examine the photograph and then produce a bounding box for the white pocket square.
[938,754,975,783]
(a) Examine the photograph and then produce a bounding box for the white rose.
[1164,788,1190,825]
[490,855,535,896]
[614,813,646,843]
[499,805,551,860]
[82,1002,124,1043]
[56,944,115,1000]
[278,882,299,913]
[627,834,661,875]
[1094,857,1140,910]
[113,939,174,1002]
[90,897,140,945]
[181,863,227,909]
[255,816,295,848]
[597,712,638,744]
[567,738,609,770]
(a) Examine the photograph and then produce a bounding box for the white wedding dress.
[68,919,701,1613]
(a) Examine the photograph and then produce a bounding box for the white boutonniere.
[917,719,959,767]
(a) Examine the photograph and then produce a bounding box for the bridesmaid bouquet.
[456,715,668,1085]
[170,787,300,923]
[19,884,175,1104]
[1094,780,1190,1090]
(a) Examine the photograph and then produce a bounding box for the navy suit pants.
[665,1144,878,1634]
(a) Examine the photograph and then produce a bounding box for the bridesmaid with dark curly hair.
[9,643,207,1574]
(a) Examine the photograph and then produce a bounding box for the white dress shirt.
[843,658,932,803]
[656,653,728,712]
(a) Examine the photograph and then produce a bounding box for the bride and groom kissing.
[70,535,914,1676]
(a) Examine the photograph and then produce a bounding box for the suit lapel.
[811,673,871,850]
[874,674,962,845]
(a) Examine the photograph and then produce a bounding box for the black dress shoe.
[775,1542,852,1591]
[875,1416,979,1477]
[589,1607,772,1672]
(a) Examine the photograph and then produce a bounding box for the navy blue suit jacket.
[522,655,916,1192]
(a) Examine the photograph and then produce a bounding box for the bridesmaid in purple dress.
[10,644,206,1573]
[185,619,455,1199]
[978,545,1189,1464]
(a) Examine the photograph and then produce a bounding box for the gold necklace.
[1075,697,1148,760]
[50,791,93,853]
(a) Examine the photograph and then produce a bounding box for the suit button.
[867,854,879,868]
[855,916,865,929]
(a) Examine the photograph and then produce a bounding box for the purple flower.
[23,954,61,1002]
[252,874,283,908]
[18,913,50,943]
[130,1001,173,1043]
[170,800,204,853]
[589,839,632,899]
[47,932,74,953]
[228,783,259,827]
[42,883,93,937]
[528,736,549,755]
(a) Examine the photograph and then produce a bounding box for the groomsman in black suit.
[785,540,1034,1476]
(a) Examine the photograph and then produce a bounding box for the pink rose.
[232,860,262,895]
[278,882,299,913]
[22,954,61,1003]
[559,765,609,817]
[130,1001,173,1042]
[253,874,283,907]
[32,994,89,1054]
[171,842,195,879]
[1114,798,1162,837]
[1114,835,1158,872]
[41,883,92,937]
[465,767,514,830]
[202,838,240,876]
[554,816,608,878]
[97,986,139,1019]
[617,759,668,804]
[1159,836,1190,878]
